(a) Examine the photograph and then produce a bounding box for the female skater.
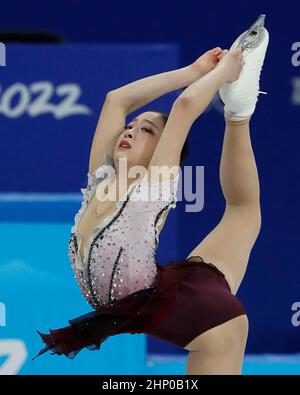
[33,16,269,375]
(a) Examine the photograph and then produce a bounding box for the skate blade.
[233,14,267,53]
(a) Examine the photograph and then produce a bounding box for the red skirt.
[32,256,247,360]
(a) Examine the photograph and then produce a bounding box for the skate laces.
[246,57,268,97]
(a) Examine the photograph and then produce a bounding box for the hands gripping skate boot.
[219,14,269,121]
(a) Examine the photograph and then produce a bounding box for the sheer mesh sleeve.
[130,170,180,210]
[71,154,115,233]
[81,154,116,206]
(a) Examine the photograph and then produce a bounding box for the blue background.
[0,0,299,374]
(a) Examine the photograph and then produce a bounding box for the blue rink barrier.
[0,221,148,374]
[145,354,300,375]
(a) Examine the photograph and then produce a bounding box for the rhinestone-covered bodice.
[68,155,179,310]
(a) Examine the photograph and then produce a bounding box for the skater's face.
[114,111,164,169]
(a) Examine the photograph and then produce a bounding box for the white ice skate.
[219,14,269,121]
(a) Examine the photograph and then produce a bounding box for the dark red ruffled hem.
[32,257,226,360]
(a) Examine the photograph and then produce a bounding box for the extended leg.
[184,17,269,374]
[220,116,260,206]
[186,116,261,295]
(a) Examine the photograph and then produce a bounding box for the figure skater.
[33,15,269,375]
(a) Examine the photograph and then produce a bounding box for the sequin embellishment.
[68,155,180,310]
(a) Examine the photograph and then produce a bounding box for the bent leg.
[185,314,249,375]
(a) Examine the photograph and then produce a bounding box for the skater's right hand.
[216,48,245,84]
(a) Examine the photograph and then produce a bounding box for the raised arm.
[108,47,224,113]
[108,65,203,113]
[88,48,224,174]
[88,65,202,174]
[147,49,245,181]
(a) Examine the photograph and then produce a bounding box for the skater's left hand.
[191,47,224,75]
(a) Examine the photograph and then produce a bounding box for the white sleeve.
[71,155,116,234]
[81,154,115,206]
[131,171,180,209]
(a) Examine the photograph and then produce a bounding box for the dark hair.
[147,109,189,167]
